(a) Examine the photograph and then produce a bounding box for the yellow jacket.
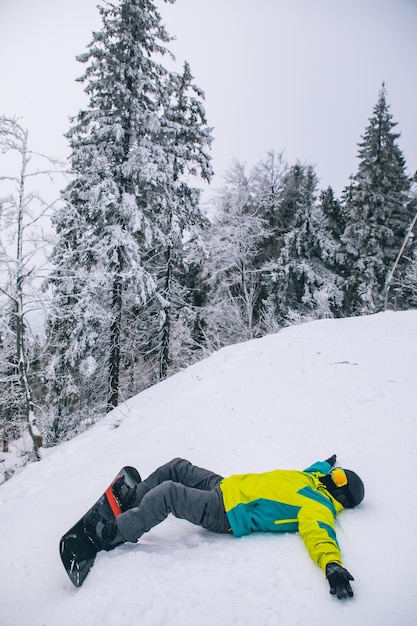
[219,460,344,571]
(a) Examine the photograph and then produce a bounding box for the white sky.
[1,0,416,196]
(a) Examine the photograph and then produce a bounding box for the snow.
[1,310,417,626]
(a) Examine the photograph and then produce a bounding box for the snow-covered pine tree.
[47,0,211,434]
[320,186,346,245]
[46,202,111,440]
[135,61,212,380]
[317,186,347,309]
[47,0,175,424]
[264,163,343,324]
[341,84,412,314]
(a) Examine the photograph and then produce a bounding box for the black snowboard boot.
[84,508,125,550]
[113,476,137,511]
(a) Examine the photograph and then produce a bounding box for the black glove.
[325,454,337,467]
[326,562,354,599]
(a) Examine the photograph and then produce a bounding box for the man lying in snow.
[86,454,364,599]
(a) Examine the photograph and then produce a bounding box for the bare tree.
[0,116,62,459]
[201,161,271,347]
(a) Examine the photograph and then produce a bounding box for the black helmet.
[319,468,365,508]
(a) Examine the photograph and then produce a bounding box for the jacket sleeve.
[297,502,342,571]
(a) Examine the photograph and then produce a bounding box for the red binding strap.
[105,482,122,518]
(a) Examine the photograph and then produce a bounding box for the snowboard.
[59,465,141,587]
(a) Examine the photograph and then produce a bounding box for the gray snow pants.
[116,458,231,543]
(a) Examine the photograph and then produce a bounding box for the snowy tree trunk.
[108,270,123,412]
[14,129,43,457]
[159,244,173,380]
[2,409,10,453]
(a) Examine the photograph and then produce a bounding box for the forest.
[1,0,416,473]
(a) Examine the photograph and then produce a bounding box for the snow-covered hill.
[1,311,417,626]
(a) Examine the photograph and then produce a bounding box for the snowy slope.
[1,310,417,626]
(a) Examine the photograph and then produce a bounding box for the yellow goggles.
[330,467,348,488]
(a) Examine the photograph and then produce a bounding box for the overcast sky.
[1,0,416,197]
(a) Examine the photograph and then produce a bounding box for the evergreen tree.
[320,186,346,244]
[136,61,212,380]
[47,0,211,435]
[317,186,347,309]
[341,84,412,314]
[46,220,111,440]
[264,164,343,324]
